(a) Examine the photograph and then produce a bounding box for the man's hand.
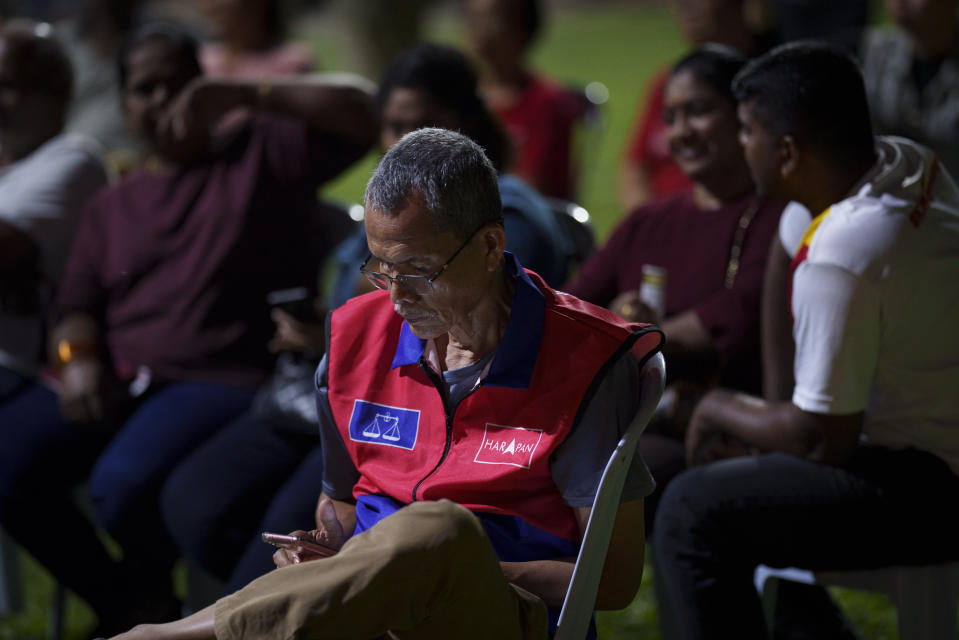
[58,357,106,424]
[267,307,326,354]
[273,498,347,567]
[686,392,757,466]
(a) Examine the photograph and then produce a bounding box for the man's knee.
[654,456,773,556]
[374,499,488,559]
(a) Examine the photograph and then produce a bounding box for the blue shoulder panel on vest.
[485,254,544,388]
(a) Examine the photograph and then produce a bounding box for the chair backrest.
[554,351,666,640]
[546,197,597,281]
[563,81,607,202]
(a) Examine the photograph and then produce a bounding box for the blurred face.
[379,87,462,151]
[364,198,493,340]
[670,0,742,45]
[0,35,61,162]
[885,0,955,35]
[663,69,744,186]
[737,100,784,198]
[121,37,200,156]
[464,0,528,68]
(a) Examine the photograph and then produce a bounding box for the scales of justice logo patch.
[348,400,420,450]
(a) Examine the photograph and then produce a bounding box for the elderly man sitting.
[109,127,663,640]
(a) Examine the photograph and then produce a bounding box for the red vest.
[327,269,662,541]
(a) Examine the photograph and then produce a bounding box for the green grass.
[1,2,903,638]
[312,2,688,242]
[0,550,95,640]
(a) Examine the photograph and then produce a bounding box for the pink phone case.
[261,532,337,557]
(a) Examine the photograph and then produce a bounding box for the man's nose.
[388,278,418,304]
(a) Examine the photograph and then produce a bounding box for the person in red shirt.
[619,0,772,212]
[464,0,585,200]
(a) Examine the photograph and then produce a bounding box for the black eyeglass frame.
[359,225,484,294]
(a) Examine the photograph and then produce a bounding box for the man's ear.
[779,134,799,179]
[481,223,507,271]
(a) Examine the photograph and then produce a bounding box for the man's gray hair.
[365,128,503,239]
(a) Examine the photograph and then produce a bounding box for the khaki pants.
[214,500,549,639]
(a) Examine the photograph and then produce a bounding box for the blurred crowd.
[1,0,958,638]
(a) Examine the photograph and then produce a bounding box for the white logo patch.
[473,423,543,469]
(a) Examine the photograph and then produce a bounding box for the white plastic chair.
[756,562,959,639]
[555,351,666,640]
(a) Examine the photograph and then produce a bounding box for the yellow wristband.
[55,340,97,368]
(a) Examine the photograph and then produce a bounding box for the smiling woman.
[563,45,785,533]
[662,51,752,203]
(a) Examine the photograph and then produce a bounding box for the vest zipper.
[412,356,456,502]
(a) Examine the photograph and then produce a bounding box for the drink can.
[638,264,667,318]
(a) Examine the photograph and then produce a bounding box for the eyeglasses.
[360,227,482,295]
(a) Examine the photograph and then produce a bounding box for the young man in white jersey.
[651,41,959,639]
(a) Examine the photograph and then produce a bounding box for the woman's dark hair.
[517,0,541,42]
[117,22,202,89]
[376,42,510,172]
[0,22,74,104]
[669,44,749,103]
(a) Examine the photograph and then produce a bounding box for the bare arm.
[660,310,713,354]
[609,294,714,356]
[761,234,795,401]
[500,499,645,610]
[242,74,377,145]
[271,494,356,568]
[48,312,111,423]
[160,73,377,150]
[314,492,357,539]
[49,311,100,351]
[686,388,863,467]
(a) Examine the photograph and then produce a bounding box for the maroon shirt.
[565,190,783,391]
[57,115,366,388]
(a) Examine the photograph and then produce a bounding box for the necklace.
[724,197,762,289]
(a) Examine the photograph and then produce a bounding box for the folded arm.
[686,389,864,467]
[500,499,644,610]
[159,73,377,153]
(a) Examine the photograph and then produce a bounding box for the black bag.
[251,352,319,433]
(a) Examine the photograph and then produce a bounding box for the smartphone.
[261,532,337,557]
[266,286,319,323]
